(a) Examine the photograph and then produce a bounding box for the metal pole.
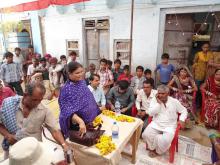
[129,0,134,74]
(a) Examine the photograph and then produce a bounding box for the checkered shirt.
[0,96,21,134]
[97,69,114,86]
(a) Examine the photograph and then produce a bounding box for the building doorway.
[84,17,110,67]
[163,12,220,68]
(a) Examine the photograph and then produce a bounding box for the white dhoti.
[142,122,175,155]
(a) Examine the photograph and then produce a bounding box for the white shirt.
[88,85,106,106]
[49,64,64,87]
[13,54,24,70]
[27,64,39,76]
[13,54,24,65]
[136,89,157,113]
[149,96,187,134]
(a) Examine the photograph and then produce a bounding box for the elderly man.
[0,83,68,159]
[142,85,187,157]
[107,80,135,116]
[136,80,157,131]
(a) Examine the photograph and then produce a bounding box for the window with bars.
[66,40,79,56]
[114,39,130,65]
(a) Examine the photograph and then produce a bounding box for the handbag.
[68,123,105,147]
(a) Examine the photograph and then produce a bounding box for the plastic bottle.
[115,99,121,116]
[112,122,119,139]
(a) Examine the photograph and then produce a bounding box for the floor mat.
[120,136,211,165]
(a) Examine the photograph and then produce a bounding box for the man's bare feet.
[148,150,158,158]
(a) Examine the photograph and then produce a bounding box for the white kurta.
[142,96,187,154]
[135,89,157,113]
[49,64,64,87]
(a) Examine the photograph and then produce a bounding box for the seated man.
[0,83,69,159]
[0,80,15,107]
[142,85,187,157]
[136,80,157,131]
[107,80,135,116]
[88,74,106,110]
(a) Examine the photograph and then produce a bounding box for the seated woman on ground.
[167,66,198,128]
[200,69,220,131]
[59,62,100,138]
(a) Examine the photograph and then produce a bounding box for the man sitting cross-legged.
[142,85,187,157]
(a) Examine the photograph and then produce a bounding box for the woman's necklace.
[179,76,189,85]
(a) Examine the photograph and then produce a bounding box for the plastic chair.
[200,91,206,122]
[146,116,182,163]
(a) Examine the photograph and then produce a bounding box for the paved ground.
[0,99,212,164]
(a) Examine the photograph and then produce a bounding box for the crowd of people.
[0,42,220,164]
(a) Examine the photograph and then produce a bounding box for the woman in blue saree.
[59,62,100,138]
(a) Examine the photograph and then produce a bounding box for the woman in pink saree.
[168,66,198,127]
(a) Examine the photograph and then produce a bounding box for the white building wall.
[41,0,220,72]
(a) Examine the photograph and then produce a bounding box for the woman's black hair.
[68,62,83,73]
[202,42,210,47]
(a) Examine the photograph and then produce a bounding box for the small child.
[59,55,67,66]
[144,69,155,88]
[117,65,133,84]
[130,66,145,95]
[155,53,175,85]
[85,63,96,85]
[112,59,123,83]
